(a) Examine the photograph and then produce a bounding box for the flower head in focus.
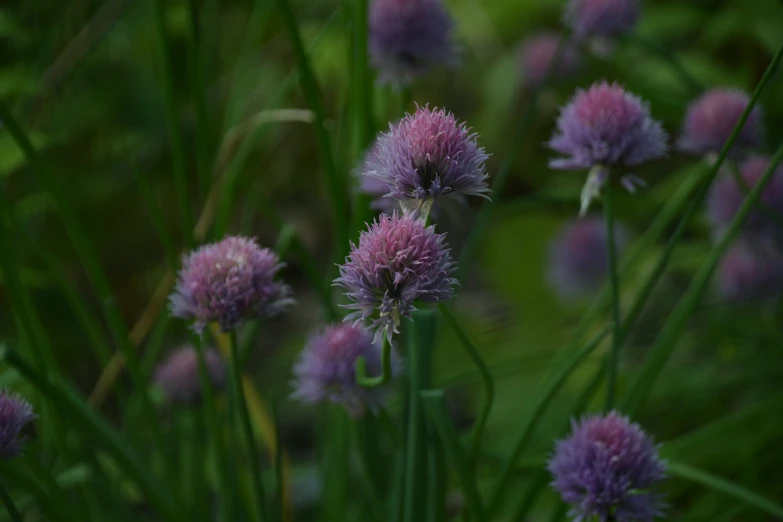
[678,89,763,158]
[519,32,581,87]
[548,411,667,522]
[564,0,640,40]
[718,238,783,302]
[335,212,457,341]
[291,323,401,416]
[0,390,36,459]
[154,346,227,406]
[369,0,459,84]
[169,236,294,333]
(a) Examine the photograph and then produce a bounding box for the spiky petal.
[0,390,36,459]
[154,346,227,406]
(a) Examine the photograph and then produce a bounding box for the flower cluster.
[154,346,227,406]
[0,390,36,459]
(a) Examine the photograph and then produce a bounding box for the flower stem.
[603,184,621,411]
[356,335,393,387]
[0,482,23,522]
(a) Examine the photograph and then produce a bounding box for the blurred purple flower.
[548,218,627,298]
[170,236,294,333]
[368,106,489,210]
[549,411,667,522]
[718,238,783,302]
[335,213,457,341]
[564,0,640,40]
[518,32,581,87]
[0,390,36,459]
[369,0,458,84]
[291,323,401,416]
[154,346,227,406]
[707,156,783,236]
[678,89,763,157]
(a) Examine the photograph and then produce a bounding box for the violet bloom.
[548,218,627,299]
[335,212,457,341]
[718,239,783,302]
[564,0,640,40]
[154,346,227,406]
[549,411,667,522]
[170,236,293,333]
[707,156,783,236]
[291,324,401,416]
[548,81,668,214]
[0,390,36,459]
[368,106,489,212]
[678,89,763,157]
[369,0,458,84]
[519,32,581,87]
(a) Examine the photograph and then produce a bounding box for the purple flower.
[0,390,36,459]
[291,324,401,416]
[170,236,294,333]
[369,0,458,84]
[564,0,640,39]
[519,32,581,87]
[154,346,227,406]
[368,106,489,208]
[548,218,627,299]
[707,156,783,236]
[335,212,457,341]
[678,89,764,157]
[717,238,783,302]
[549,411,667,522]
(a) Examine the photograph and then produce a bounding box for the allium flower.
[548,218,627,298]
[548,81,668,214]
[154,346,227,406]
[291,324,401,416]
[678,89,764,157]
[368,106,489,210]
[564,0,640,40]
[707,156,783,236]
[519,32,581,87]
[170,236,293,333]
[369,0,458,84]
[0,390,36,459]
[335,212,457,340]
[549,411,667,522]
[717,238,783,302]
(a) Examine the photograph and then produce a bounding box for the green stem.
[0,482,23,522]
[229,330,267,521]
[269,392,284,522]
[354,418,385,522]
[356,335,393,387]
[603,184,621,411]
[187,0,212,202]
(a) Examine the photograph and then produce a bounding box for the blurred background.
[2,0,783,520]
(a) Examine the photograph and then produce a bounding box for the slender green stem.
[356,335,393,387]
[353,418,385,522]
[187,0,212,201]
[0,481,23,522]
[603,184,621,411]
[269,392,284,522]
[229,330,267,521]
[437,303,494,466]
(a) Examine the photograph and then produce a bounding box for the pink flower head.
[154,346,227,406]
[519,32,581,86]
[718,239,783,302]
[564,0,640,39]
[0,390,36,459]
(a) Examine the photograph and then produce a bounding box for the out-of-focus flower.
[548,411,667,522]
[564,0,640,40]
[154,346,227,406]
[707,156,783,236]
[678,89,763,157]
[548,81,667,214]
[0,390,36,459]
[369,0,458,84]
[718,238,783,302]
[291,324,401,416]
[335,213,457,341]
[169,236,293,333]
[548,218,627,298]
[518,32,581,87]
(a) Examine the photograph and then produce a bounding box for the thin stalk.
[353,419,385,522]
[270,392,284,522]
[229,330,267,521]
[321,407,349,522]
[603,184,621,411]
[187,0,212,201]
[0,482,23,522]
[356,336,393,387]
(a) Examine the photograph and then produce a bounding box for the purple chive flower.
[335,212,457,341]
[154,346,227,406]
[548,81,668,214]
[564,0,640,40]
[519,32,581,87]
[291,324,401,416]
[369,0,458,84]
[0,390,36,459]
[549,411,667,522]
[707,156,783,236]
[548,218,627,298]
[169,236,294,333]
[368,106,489,209]
[717,239,783,302]
[678,89,764,157]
